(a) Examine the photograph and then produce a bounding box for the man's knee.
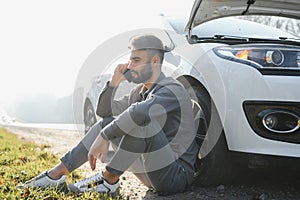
[119,135,146,153]
[81,117,114,148]
[101,116,114,128]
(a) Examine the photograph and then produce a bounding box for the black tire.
[84,101,97,134]
[186,85,237,186]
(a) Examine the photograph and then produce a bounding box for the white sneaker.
[17,171,66,189]
[68,172,119,196]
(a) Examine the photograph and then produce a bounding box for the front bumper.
[243,101,300,144]
[195,50,300,158]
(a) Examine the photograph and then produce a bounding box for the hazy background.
[0,0,194,123]
[1,1,299,124]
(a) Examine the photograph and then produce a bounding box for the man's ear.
[152,55,160,65]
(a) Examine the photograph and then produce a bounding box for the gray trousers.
[61,118,194,193]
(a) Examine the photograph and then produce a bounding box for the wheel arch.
[177,75,211,100]
[177,75,229,148]
[177,75,238,185]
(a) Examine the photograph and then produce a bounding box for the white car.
[78,0,300,185]
[176,0,300,185]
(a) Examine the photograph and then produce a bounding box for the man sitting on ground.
[19,34,198,196]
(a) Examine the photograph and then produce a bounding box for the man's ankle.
[103,170,119,185]
[47,163,69,180]
[47,170,63,180]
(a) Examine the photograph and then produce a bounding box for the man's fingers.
[117,64,126,73]
[88,154,93,169]
[88,154,97,170]
[100,152,107,163]
[119,62,130,73]
[91,157,97,170]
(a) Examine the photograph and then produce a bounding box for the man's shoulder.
[157,76,183,88]
[129,84,143,95]
[153,76,190,98]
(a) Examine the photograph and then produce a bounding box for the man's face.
[127,49,153,84]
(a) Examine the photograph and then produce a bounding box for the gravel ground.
[3,125,300,200]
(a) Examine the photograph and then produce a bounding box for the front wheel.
[186,85,238,186]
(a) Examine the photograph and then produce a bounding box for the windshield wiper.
[189,35,248,43]
[214,35,251,41]
[279,37,300,43]
[189,34,258,44]
[189,34,300,45]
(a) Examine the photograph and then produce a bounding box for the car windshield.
[166,16,300,40]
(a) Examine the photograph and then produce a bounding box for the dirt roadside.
[3,126,300,200]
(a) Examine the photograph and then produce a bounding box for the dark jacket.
[96,73,198,173]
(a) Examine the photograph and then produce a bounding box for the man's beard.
[130,63,153,84]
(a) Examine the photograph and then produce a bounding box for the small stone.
[258,193,266,200]
[196,194,208,199]
[217,185,225,193]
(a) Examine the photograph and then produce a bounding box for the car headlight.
[213,45,300,70]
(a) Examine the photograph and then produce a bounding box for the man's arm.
[95,82,129,117]
[100,84,182,141]
[96,63,130,117]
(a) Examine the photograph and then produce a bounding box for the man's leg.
[67,120,194,194]
[52,117,114,177]
[18,117,115,189]
[104,121,194,193]
[142,132,195,193]
[105,132,147,176]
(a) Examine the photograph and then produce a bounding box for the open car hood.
[185,0,300,32]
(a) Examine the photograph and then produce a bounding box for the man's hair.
[129,35,165,64]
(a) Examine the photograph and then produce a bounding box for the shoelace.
[76,173,103,188]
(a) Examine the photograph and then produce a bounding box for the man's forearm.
[96,82,116,117]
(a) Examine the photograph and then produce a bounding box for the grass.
[0,128,121,200]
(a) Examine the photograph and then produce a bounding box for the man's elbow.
[96,108,112,118]
[129,108,150,126]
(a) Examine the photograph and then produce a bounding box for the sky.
[0,0,194,111]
